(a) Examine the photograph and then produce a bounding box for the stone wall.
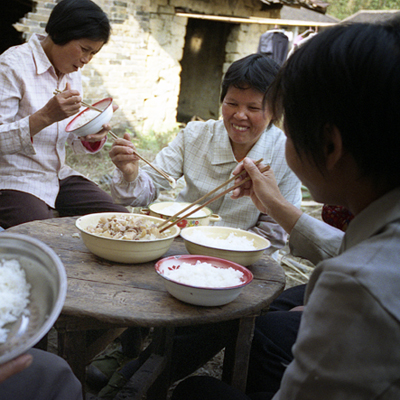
[15,0,277,135]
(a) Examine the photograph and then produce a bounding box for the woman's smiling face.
[221,85,270,156]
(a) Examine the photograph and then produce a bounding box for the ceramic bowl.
[65,98,113,137]
[0,233,67,364]
[180,226,271,266]
[75,212,180,264]
[141,201,221,229]
[155,255,253,306]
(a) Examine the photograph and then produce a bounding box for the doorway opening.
[177,18,233,123]
[0,0,35,54]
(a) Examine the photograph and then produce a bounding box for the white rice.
[163,261,243,288]
[74,109,100,128]
[160,203,206,218]
[186,231,256,250]
[0,259,31,343]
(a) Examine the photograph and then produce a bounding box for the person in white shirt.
[0,0,128,229]
[88,53,302,397]
[109,53,302,253]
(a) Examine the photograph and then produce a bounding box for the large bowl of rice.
[180,226,271,266]
[65,97,113,137]
[142,201,221,229]
[155,255,253,306]
[0,233,67,364]
[75,212,180,264]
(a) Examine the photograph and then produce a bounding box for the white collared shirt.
[0,34,102,208]
[111,119,302,250]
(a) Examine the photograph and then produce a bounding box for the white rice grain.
[160,203,207,218]
[163,261,243,288]
[0,259,31,343]
[187,231,256,250]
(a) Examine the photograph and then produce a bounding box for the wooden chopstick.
[108,130,175,186]
[159,163,270,233]
[157,158,263,229]
[53,89,103,112]
[54,88,175,186]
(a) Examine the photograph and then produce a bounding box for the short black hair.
[220,53,280,104]
[266,15,400,187]
[46,0,111,45]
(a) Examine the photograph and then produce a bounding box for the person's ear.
[324,124,343,171]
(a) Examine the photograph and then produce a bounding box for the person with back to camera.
[87,54,302,397]
[0,0,128,230]
[170,15,400,400]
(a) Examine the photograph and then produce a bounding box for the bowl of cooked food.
[0,233,67,364]
[141,201,221,229]
[180,226,271,266]
[75,212,180,264]
[65,97,113,137]
[155,254,253,306]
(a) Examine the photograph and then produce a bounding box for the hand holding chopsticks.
[159,162,270,233]
[158,158,263,229]
[54,89,176,187]
[109,132,176,188]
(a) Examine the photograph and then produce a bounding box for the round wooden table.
[8,217,286,399]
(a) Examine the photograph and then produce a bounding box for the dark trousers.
[170,284,306,400]
[0,175,128,228]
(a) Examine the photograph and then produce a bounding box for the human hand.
[231,158,283,215]
[231,158,302,234]
[0,353,33,383]
[44,82,82,124]
[109,132,140,182]
[80,103,119,142]
[290,305,305,312]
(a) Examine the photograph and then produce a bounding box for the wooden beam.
[175,12,336,27]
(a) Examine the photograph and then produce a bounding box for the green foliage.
[129,125,182,154]
[327,0,400,20]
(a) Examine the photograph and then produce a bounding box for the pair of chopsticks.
[53,89,103,112]
[108,131,176,187]
[53,89,176,187]
[158,159,270,233]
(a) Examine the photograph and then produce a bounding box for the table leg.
[222,316,256,392]
[57,328,87,384]
[114,327,175,400]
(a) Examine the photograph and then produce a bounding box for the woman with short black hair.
[0,0,127,230]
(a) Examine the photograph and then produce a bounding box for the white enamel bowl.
[155,255,253,306]
[75,213,180,264]
[141,201,221,229]
[180,226,271,266]
[65,97,113,137]
[0,233,67,364]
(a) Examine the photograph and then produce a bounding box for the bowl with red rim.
[65,97,113,137]
[155,255,253,306]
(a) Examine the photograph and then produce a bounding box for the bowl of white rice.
[142,201,221,229]
[0,233,67,364]
[65,97,113,137]
[76,212,180,263]
[155,255,253,306]
[180,226,271,266]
